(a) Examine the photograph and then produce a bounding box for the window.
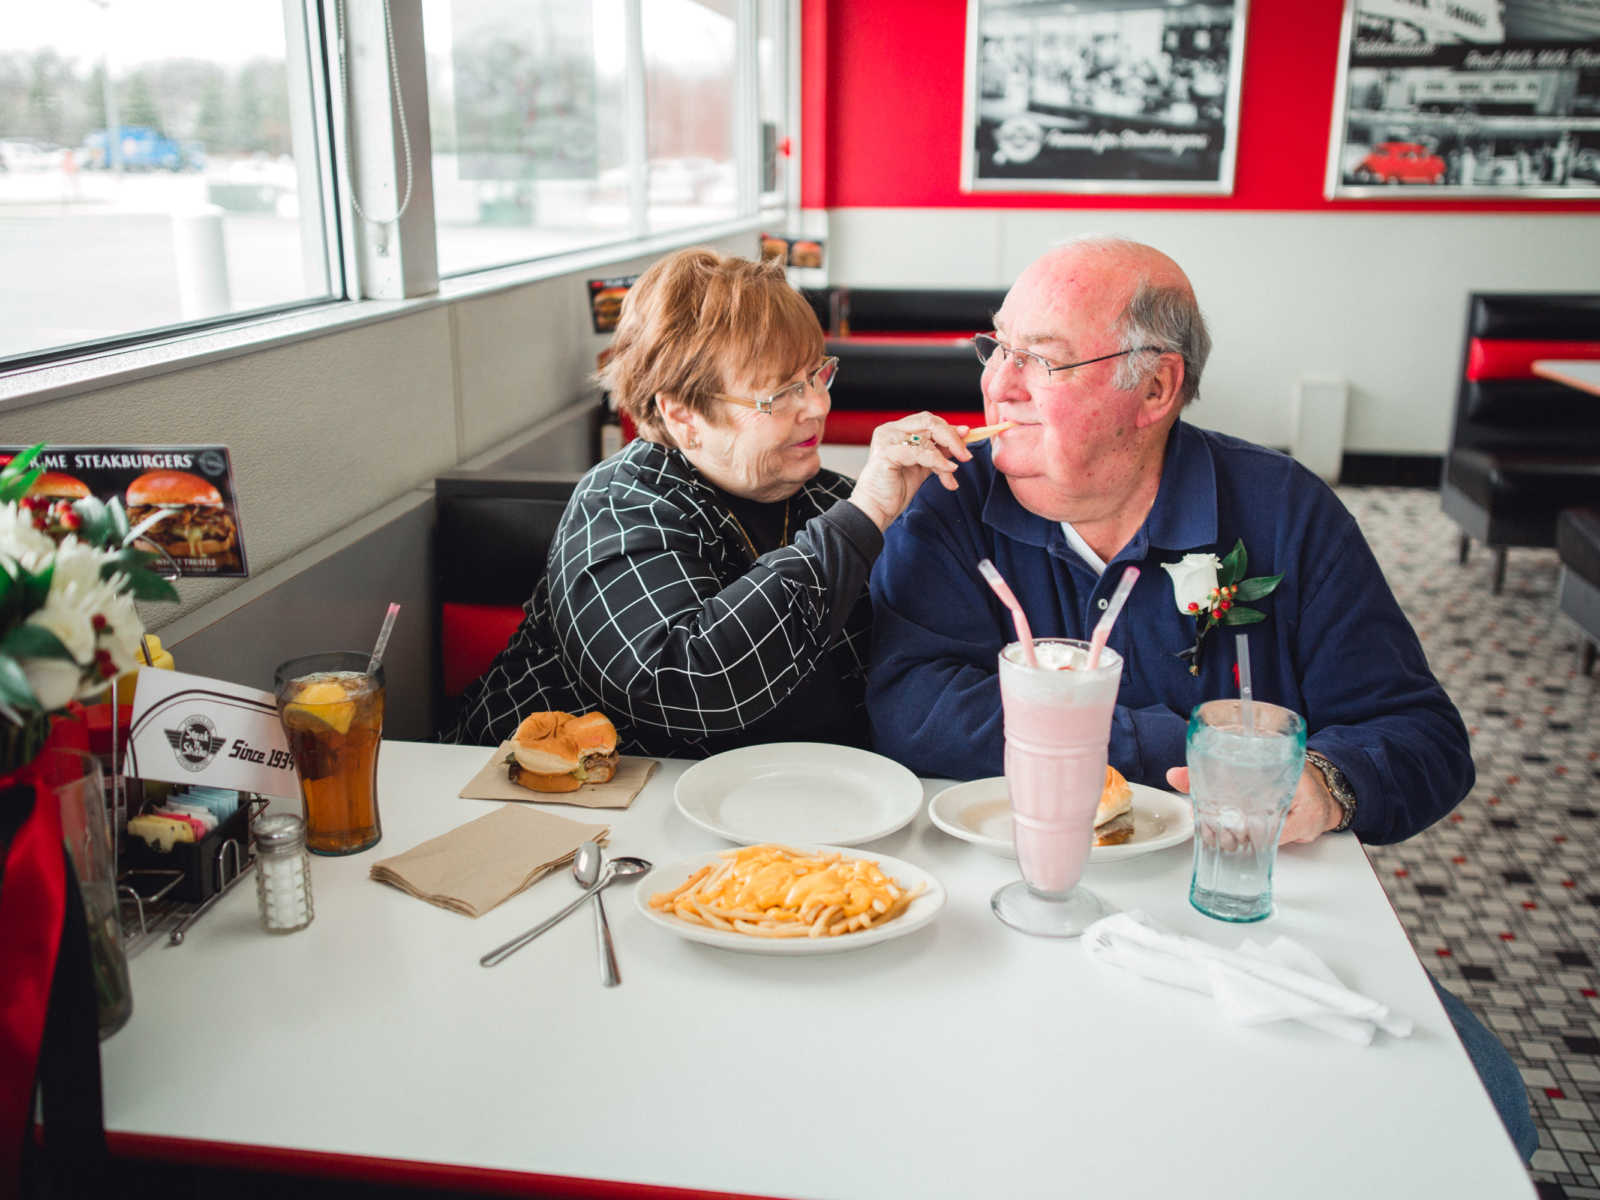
[0,0,338,367]
[643,0,738,234]
[1,1,794,365]
[423,0,631,276]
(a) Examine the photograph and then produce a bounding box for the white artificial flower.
[46,535,110,595]
[1162,552,1223,614]
[22,657,83,711]
[25,591,97,665]
[0,502,58,570]
[94,589,146,674]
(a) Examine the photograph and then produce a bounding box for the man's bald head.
[1021,236,1211,407]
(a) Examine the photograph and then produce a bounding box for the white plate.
[673,742,923,847]
[633,846,945,956]
[927,777,1194,863]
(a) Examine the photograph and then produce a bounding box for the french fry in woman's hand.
[963,422,1016,445]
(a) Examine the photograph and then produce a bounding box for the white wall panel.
[827,208,1600,454]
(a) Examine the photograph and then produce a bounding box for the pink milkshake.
[993,638,1123,937]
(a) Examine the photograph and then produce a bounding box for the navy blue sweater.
[866,421,1472,845]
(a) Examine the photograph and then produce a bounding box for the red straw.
[977,559,1038,668]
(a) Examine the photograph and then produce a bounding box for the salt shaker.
[253,813,314,933]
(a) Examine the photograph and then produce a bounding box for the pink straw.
[1086,565,1140,669]
[977,558,1038,668]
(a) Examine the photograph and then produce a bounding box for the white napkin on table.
[1082,910,1413,1046]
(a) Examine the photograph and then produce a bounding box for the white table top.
[102,741,1533,1199]
[1533,357,1600,396]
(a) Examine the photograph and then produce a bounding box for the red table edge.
[106,1131,776,1200]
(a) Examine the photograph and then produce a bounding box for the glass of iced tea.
[274,651,385,855]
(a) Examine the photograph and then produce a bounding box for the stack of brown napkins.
[457,744,658,809]
[370,804,609,917]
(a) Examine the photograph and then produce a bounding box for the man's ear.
[1135,353,1185,429]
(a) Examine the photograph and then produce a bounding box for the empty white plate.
[674,743,923,846]
[927,777,1194,863]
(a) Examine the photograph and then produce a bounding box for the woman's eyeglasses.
[716,356,840,415]
[972,334,1164,383]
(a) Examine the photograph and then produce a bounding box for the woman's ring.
[905,432,924,446]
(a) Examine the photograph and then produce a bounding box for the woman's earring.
[685,433,701,450]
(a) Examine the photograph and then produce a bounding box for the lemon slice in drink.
[282,680,357,735]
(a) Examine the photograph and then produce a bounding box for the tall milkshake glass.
[992,638,1123,937]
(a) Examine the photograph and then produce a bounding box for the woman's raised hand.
[848,413,970,532]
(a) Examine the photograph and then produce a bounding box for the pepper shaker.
[253,813,314,933]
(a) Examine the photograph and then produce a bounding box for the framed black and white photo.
[961,0,1249,193]
[1327,0,1600,198]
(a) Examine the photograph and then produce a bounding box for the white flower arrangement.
[0,445,178,770]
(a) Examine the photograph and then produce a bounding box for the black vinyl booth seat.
[1440,292,1600,593]
[1557,507,1600,674]
[433,469,581,732]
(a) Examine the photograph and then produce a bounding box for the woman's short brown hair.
[599,248,825,444]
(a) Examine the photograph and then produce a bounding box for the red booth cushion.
[1465,338,1600,380]
[441,602,524,698]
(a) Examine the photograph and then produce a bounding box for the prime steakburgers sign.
[0,444,248,578]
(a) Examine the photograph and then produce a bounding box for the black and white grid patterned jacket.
[442,438,881,758]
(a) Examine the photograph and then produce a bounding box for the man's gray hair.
[1113,280,1211,407]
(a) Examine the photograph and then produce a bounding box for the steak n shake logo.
[128,669,300,799]
[165,714,224,771]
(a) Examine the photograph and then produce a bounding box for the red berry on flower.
[61,509,81,530]
[1187,602,1199,612]
[1220,600,1231,611]
[92,614,108,632]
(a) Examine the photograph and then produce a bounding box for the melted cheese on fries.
[649,844,925,938]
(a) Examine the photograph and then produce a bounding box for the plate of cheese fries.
[635,843,945,955]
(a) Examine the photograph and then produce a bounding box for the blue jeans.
[1431,972,1538,1163]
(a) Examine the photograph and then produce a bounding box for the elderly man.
[865,236,1536,1160]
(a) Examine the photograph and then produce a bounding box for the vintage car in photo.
[1352,141,1446,185]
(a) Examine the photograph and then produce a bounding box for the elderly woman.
[444,248,968,757]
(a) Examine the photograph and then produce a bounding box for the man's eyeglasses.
[973,334,1165,383]
[716,356,840,415]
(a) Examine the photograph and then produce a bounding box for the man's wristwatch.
[1305,749,1357,833]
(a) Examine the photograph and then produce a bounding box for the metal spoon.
[574,840,621,987]
[479,855,651,968]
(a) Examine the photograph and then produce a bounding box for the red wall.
[804,0,1600,214]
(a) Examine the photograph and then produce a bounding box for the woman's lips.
[791,434,820,449]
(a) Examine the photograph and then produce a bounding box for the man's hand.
[1164,764,1343,845]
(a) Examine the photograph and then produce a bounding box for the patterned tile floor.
[1341,487,1600,1199]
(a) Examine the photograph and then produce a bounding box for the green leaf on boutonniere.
[1,622,75,661]
[0,655,40,712]
[1218,538,1246,587]
[1221,606,1266,626]
[1234,573,1283,602]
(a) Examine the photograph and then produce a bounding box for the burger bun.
[508,710,620,791]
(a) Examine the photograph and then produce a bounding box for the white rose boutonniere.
[1164,539,1282,676]
[1161,553,1222,614]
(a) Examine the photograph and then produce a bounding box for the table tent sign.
[126,668,298,798]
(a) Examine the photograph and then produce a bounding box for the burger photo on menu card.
[125,469,240,570]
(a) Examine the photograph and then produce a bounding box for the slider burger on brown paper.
[506,710,620,793]
[1094,765,1135,847]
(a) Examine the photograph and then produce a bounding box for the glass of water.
[1186,699,1307,923]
